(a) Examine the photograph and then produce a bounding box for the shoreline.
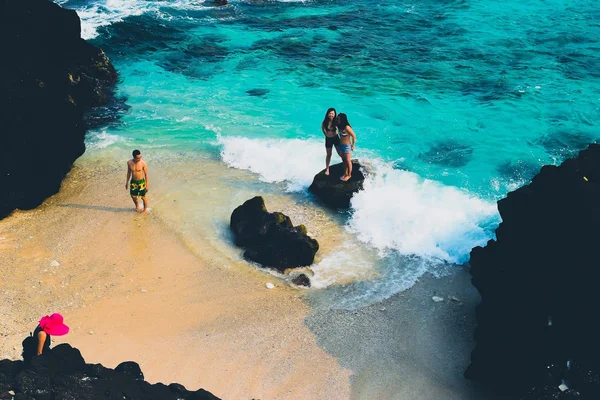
[0,151,506,399]
[0,153,353,399]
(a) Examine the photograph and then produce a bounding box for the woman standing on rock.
[22,313,69,364]
[321,108,341,176]
[336,113,357,181]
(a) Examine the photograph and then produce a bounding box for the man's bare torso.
[128,159,146,181]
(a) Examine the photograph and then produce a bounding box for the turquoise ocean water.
[56,0,599,307]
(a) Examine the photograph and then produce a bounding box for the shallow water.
[57,0,599,308]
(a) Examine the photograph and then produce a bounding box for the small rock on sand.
[432,296,444,302]
[265,282,275,289]
[558,383,569,392]
[50,260,60,267]
[291,273,311,287]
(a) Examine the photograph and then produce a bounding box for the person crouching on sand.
[336,113,357,181]
[126,149,150,213]
[22,313,69,365]
[321,107,341,176]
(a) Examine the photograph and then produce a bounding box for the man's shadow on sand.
[57,204,133,213]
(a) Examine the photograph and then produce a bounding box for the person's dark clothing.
[22,326,51,365]
[325,135,340,148]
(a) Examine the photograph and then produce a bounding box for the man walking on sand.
[126,149,149,213]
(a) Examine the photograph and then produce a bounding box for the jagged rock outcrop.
[0,0,118,219]
[0,344,220,399]
[308,160,366,208]
[466,144,600,398]
[230,196,319,273]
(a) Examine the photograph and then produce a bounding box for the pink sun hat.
[39,313,70,336]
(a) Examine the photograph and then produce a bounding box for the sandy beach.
[0,152,506,399]
[0,153,353,399]
[3,0,598,397]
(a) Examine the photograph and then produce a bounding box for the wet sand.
[0,152,507,399]
[0,156,351,399]
[306,271,510,400]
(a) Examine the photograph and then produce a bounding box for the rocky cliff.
[466,144,600,399]
[0,0,118,219]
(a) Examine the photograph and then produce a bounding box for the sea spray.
[87,130,130,150]
[219,136,324,191]
[70,0,215,40]
[348,160,499,264]
[219,136,499,263]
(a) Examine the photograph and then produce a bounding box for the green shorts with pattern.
[130,179,147,197]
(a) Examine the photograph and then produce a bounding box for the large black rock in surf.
[0,343,220,399]
[308,160,366,209]
[230,196,319,272]
[0,0,118,219]
[466,144,600,398]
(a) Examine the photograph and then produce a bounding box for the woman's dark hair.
[337,113,351,129]
[22,333,36,365]
[322,108,337,130]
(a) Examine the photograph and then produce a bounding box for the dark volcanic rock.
[230,196,319,272]
[308,160,366,208]
[291,274,311,287]
[466,144,600,398]
[0,344,220,399]
[0,0,118,219]
[114,362,144,380]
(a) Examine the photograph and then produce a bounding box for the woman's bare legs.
[325,147,333,175]
[347,153,353,177]
[341,152,352,181]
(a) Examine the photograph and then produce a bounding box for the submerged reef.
[0,343,220,399]
[0,0,117,219]
[467,144,600,399]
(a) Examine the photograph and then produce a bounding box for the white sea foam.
[71,0,152,39]
[310,250,375,289]
[348,160,498,264]
[86,130,128,149]
[219,136,324,191]
[218,136,499,265]
[166,0,212,11]
[68,0,212,40]
[204,124,222,134]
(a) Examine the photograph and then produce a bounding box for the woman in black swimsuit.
[321,107,341,176]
